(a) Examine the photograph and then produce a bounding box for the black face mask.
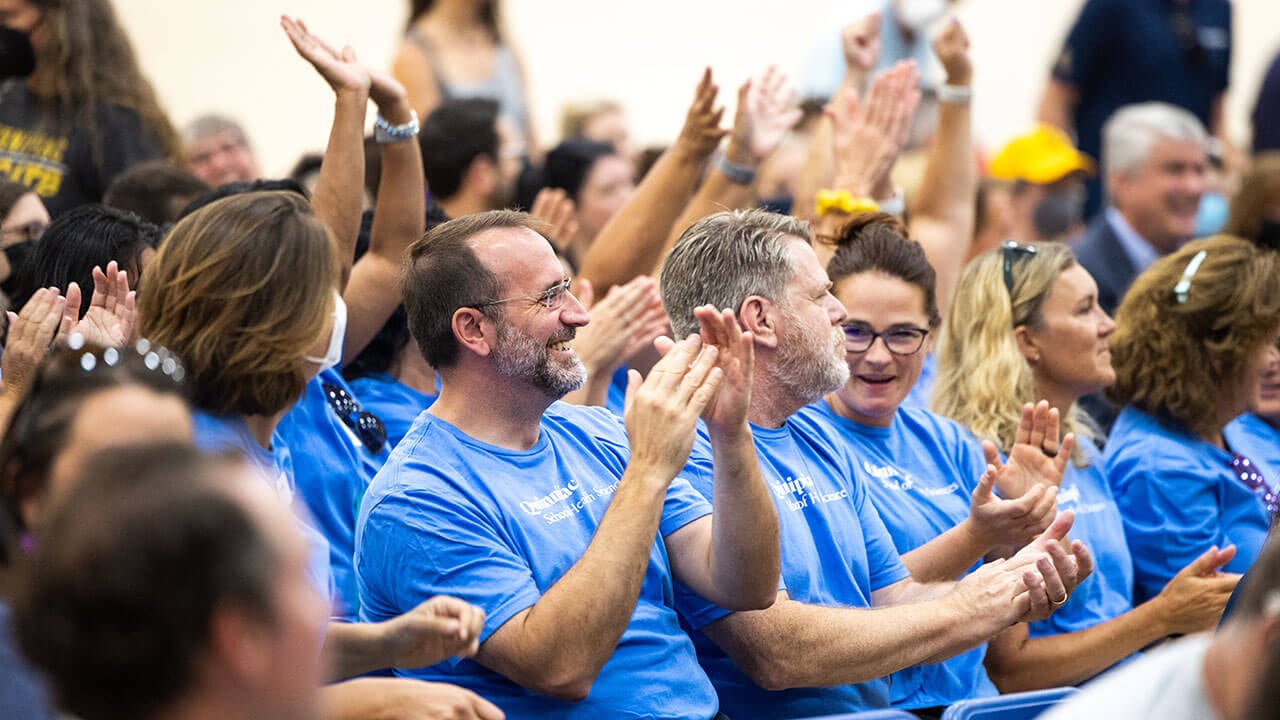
[1256,220,1280,252]
[0,26,35,80]
[1,240,33,295]
[1032,190,1085,240]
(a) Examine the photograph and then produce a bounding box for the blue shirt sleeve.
[851,459,912,591]
[359,487,542,653]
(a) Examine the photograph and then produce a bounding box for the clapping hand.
[674,68,728,159]
[727,66,803,166]
[985,401,1075,499]
[62,261,136,349]
[826,61,920,198]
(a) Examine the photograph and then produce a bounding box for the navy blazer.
[1073,215,1138,319]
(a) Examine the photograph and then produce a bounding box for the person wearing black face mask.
[0,180,48,300]
[988,124,1095,245]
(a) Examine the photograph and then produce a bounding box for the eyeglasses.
[1001,240,1037,295]
[471,277,572,311]
[1,221,46,244]
[1173,249,1208,304]
[1231,452,1278,525]
[321,382,386,455]
[842,322,930,356]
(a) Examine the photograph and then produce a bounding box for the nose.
[827,295,848,325]
[1098,308,1116,337]
[862,335,894,365]
[561,289,591,327]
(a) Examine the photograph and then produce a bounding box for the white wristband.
[936,84,972,104]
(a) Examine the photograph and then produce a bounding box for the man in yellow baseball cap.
[988,124,1095,243]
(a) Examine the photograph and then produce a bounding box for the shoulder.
[543,401,629,442]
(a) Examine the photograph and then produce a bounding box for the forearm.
[1036,80,1076,133]
[901,519,989,583]
[707,592,999,690]
[701,423,779,609]
[313,91,369,286]
[476,467,670,699]
[578,146,708,292]
[324,620,397,680]
[984,600,1170,692]
[343,101,425,359]
[910,100,974,314]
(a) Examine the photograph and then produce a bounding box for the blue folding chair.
[801,711,921,720]
[940,687,1078,720]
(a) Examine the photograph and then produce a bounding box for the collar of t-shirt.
[1105,207,1161,273]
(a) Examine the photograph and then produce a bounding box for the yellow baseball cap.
[988,124,1096,184]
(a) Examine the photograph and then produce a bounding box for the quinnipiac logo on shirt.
[769,474,849,512]
[519,478,620,526]
[862,460,958,497]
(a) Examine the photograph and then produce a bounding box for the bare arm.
[472,337,725,700]
[793,13,881,224]
[665,67,802,247]
[910,20,975,315]
[321,677,504,720]
[282,16,369,288]
[666,308,780,610]
[1037,79,1077,134]
[577,69,726,294]
[342,70,426,360]
[985,545,1240,692]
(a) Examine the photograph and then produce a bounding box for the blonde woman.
[934,240,1241,690]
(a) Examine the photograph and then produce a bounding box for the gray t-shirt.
[1040,634,1215,720]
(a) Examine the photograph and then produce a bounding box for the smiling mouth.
[858,375,895,386]
[549,340,573,352]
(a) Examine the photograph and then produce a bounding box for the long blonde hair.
[933,241,1096,465]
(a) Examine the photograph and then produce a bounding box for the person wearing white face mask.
[801,0,955,101]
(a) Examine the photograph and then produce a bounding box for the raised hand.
[826,60,921,198]
[2,287,70,396]
[571,276,668,378]
[986,401,1075,499]
[932,18,972,86]
[529,188,579,252]
[1152,546,1242,635]
[64,262,135,348]
[281,15,371,96]
[841,12,883,80]
[728,66,803,165]
[674,68,727,159]
[968,465,1058,552]
[625,334,723,481]
[382,595,487,669]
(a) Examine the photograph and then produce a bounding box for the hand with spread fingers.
[687,305,754,435]
[726,66,803,167]
[985,400,1075,500]
[674,68,728,160]
[968,465,1060,553]
[826,60,921,198]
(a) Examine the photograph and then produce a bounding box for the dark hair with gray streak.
[659,208,810,338]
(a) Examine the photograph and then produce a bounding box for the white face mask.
[304,291,346,373]
[896,0,948,33]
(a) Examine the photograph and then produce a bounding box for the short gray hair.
[660,209,810,338]
[182,114,250,149]
[1103,102,1207,181]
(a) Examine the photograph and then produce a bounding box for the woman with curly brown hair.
[1104,235,1280,604]
[0,0,178,215]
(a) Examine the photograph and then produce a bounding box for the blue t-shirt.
[192,411,334,604]
[799,400,997,709]
[605,364,629,416]
[1051,0,1231,218]
[1029,438,1135,644]
[355,402,719,719]
[675,413,911,719]
[349,372,437,451]
[1105,406,1269,604]
[900,353,937,412]
[277,369,390,620]
[1224,413,1280,489]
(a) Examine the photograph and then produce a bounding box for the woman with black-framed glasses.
[934,237,1248,692]
[798,214,1064,714]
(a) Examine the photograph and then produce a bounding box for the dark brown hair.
[825,212,940,329]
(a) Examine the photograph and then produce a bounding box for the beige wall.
[115,0,1280,177]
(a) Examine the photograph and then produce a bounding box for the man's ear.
[207,603,270,684]
[452,307,494,358]
[465,156,496,197]
[741,296,779,349]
